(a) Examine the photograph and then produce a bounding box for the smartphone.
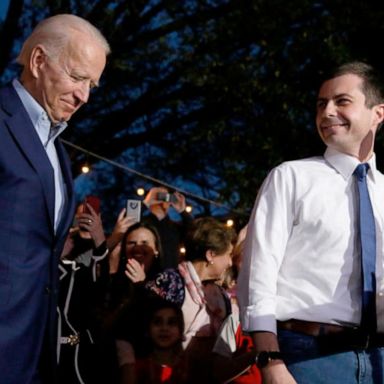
[126,199,141,223]
[157,192,178,204]
[83,195,101,214]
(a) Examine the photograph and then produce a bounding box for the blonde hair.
[17,14,110,66]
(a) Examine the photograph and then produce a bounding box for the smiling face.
[31,32,106,123]
[316,74,384,161]
[125,227,158,272]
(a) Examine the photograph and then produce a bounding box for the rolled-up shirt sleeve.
[237,164,295,334]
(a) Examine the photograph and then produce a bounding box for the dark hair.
[119,222,163,278]
[148,298,184,335]
[136,297,184,357]
[184,217,236,262]
[323,61,384,108]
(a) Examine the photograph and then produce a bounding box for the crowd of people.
[1,11,384,384]
[56,186,259,384]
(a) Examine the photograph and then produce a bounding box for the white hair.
[17,14,110,65]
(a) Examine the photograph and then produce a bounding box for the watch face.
[257,351,271,368]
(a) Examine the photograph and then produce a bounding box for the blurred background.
[1,0,383,230]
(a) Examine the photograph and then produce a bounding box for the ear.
[373,103,384,127]
[205,249,214,265]
[29,45,47,79]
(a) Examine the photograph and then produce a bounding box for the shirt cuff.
[241,306,277,334]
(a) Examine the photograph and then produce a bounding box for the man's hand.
[170,191,186,213]
[143,187,169,220]
[251,331,297,384]
[143,187,164,207]
[261,362,297,384]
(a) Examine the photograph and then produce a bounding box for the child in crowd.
[145,217,236,383]
[117,299,188,383]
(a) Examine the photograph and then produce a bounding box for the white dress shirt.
[238,147,384,334]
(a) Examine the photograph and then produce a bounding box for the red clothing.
[213,312,261,384]
[233,327,261,384]
[135,356,188,384]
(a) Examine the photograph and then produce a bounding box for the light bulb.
[81,165,90,174]
[137,188,145,196]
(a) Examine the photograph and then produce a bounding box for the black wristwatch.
[255,351,283,368]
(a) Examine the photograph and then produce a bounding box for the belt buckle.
[68,334,80,346]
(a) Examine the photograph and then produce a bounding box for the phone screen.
[83,196,101,214]
[157,192,170,202]
[126,199,141,223]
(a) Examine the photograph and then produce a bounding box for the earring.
[210,260,214,265]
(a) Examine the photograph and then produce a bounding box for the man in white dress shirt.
[238,62,384,383]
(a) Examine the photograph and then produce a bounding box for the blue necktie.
[354,163,377,333]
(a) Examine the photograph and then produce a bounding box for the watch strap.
[255,351,283,368]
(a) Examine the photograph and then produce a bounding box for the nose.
[74,82,90,104]
[227,256,233,268]
[323,100,337,117]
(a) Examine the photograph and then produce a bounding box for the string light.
[185,205,193,213]
[81,164,90,174]
[62,139,249,218]
[226,219,234,227]
[179,246,186,254]
[137,187,145,196]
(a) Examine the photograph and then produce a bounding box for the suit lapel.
[55,138,75,240]
[2,86,55,229]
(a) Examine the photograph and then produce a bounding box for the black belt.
[278,319,384,351]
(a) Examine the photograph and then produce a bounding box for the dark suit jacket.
[0,84,75,384]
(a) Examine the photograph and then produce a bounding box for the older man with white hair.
[0,14,110,384]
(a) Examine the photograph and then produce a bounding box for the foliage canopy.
[2,0,384,229]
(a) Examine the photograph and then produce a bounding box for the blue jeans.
[278,330,384,384]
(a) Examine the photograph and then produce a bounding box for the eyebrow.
[317,93,352,102]
[71,70,100,89]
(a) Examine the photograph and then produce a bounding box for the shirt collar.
[324,147,377,182]
[12,78,67,143]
